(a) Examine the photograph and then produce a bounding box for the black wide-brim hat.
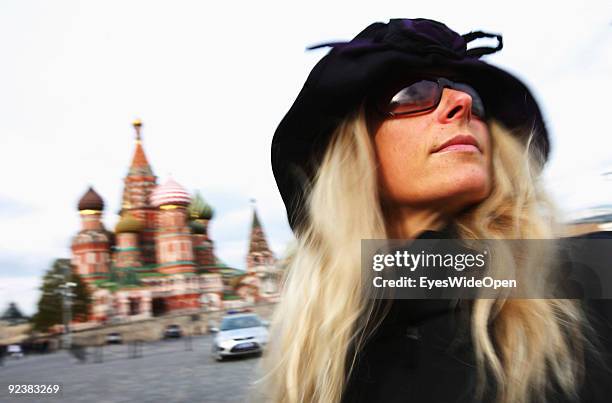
[272,18,550,233]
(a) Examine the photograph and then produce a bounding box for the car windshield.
[220,315,261,331]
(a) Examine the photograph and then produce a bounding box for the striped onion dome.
[115,212,144,234]
[188,191,215,220]
[78,186,105,211]
[150,178,191,207]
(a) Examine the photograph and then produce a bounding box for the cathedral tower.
[120,120,158,264]
[71,187,111,282]
[246,200,275,274]
[150,178,195,274]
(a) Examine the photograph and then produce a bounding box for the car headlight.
[217,339,235,349]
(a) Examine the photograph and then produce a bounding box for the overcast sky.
[1,1,610,315]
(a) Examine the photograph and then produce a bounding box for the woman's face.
[373,87,492,215]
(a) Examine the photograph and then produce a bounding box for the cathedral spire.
[133,118,142,142]
[129,119,151,170]
[248,200,270,254]
[120,119,158,264]
[121,118,156,209]
[246,199,275,272]
[250,198,262,231]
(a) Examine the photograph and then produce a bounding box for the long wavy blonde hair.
[256,106,587,403]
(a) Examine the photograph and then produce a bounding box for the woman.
[259,19,612,403]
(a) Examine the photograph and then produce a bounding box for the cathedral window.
[128,297,140,315]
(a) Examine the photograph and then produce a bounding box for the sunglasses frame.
[378,77,486,119]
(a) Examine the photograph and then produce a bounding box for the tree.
[0,302,28,325]
[31,259,92,332]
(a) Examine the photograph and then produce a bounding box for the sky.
[1,1,610,315]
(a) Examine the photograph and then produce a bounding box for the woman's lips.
[433,134,481,154]
[436,144,480,153]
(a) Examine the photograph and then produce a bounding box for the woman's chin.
[452,184,490,206]
[432,174,491,207]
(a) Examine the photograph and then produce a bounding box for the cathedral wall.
[71,246,110,277]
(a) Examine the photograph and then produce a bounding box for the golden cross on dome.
[133,119,142,142]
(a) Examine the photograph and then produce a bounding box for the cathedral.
[70,120,282,323]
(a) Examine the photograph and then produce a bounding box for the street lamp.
[52,274,76,349]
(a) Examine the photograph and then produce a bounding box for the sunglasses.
[376,77,486,119]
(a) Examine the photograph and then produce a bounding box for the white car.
[7,344,23,358]
[106,332,122,344]
[211,313,269,361]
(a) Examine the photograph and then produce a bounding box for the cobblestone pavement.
[0,335,262,403]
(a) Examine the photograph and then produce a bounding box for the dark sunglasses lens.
[387,80,439,115]
[454,83,486,118]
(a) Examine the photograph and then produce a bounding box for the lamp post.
[52,275,76,349]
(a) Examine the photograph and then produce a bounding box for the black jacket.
[342,229,612,403]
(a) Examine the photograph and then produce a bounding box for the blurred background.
[0,1,610,401]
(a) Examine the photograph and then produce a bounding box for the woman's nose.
[436,88,473,124]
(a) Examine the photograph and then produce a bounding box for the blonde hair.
[257,107,586,403]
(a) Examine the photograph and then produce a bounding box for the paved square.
[1,335,262,402]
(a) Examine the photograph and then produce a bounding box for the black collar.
[414,223,457,240]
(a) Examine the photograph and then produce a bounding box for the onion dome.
[189,220,207,234]
[150,178,191,208]
[188,191,215,220]
[78,186,105,212]
[201,202,214,220]
[115,212,144,234]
